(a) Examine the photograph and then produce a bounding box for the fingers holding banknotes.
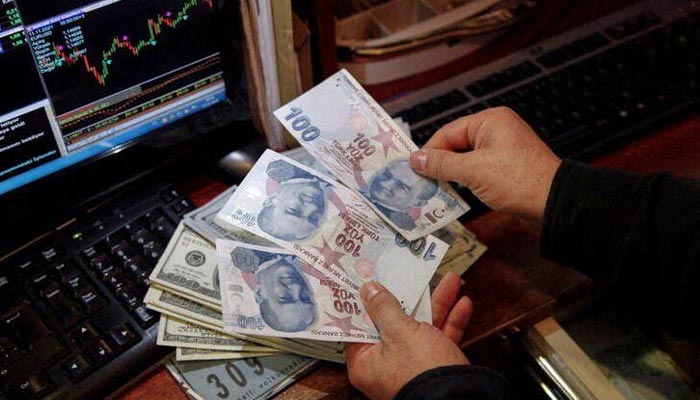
[410,107,562,220]
[346,273,470,400]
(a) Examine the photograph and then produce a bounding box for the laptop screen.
[0,0,229,196]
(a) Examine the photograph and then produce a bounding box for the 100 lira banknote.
[273,69,469,241]
[216,149,447,313]
[217,240,380,343]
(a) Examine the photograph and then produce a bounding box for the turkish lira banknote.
[217,240,380,343]
[273,69,469,240]
[216,149,448,313]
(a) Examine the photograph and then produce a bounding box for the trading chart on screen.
[22,0,223,150]
[0,0,227,194]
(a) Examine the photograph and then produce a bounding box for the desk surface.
[118,1,700,397]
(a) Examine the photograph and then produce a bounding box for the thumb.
[361,282,411,340]
[411,149,478,185]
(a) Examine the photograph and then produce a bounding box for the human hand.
[346,272,472,400]
[410,107,562,220]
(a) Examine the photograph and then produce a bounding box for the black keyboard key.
[84,339,115,366]
[144,209,167,229]
[0,336,22,365]
[117,285,140,310]
[141,241,164,263]
[27,273,55,297]
[104,229,128,247]
[130,227,156,247]
[105,270,130,292]
[65,273,92,295]
[173,198,194,214]
[3,372,54,398]
[108,323,140,352]
[123,256,150,281]
[88,254,117,274]
[44,288,83,328]
[71,322,100,344]
[39,246,61,263]
[111,242,139,262]
[76,289,108,314]
[98,263,119,281]
[51,260,79,280]
[16,257,44,276]
[0,275,21,307]
[1,303,51,348]
[62,354,93,383]
[152,219,176,240]
[132,304,157,328]
[159,188,180,203]
[82,245,100,260]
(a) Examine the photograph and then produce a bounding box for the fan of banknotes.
[144,69,487,397]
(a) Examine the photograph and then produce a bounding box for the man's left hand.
[346,272,472,400]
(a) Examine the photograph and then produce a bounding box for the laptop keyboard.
[0,184,193,399]
[393,8,700,159]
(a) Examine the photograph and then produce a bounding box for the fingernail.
[361,282,381,303]
[411,151,427,172]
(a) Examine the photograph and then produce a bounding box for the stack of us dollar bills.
[144,70,486,396]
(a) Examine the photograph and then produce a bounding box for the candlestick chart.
[25,0,221,116]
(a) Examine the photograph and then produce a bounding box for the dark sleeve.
[393,365,513,400]
[541,160,700,339]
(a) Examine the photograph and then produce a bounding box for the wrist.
[394,365,510,400]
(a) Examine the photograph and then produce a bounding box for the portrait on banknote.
[364,158,439,231]
[229,247,318,333]
[257,160,329,241]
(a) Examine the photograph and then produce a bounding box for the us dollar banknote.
[216,150,448,313]
[149,223,222,307]
[273,69,469,241]
[217,240,380,343]
[144,287,347,363]
[175,347,278,362]
[183,186,275,246]
[157,314,274,352]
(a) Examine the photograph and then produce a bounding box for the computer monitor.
[0,0,240,196]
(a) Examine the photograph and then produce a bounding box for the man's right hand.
[410,107,562,220]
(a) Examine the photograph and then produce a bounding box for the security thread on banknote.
[215,149,448,314]
[217,239,380,343]
[273,69,470,241]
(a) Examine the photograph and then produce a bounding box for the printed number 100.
[395,234,437,261]
[285,107,320,141]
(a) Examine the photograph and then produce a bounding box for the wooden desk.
[119,0,700,397]
[118,113,700,400]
